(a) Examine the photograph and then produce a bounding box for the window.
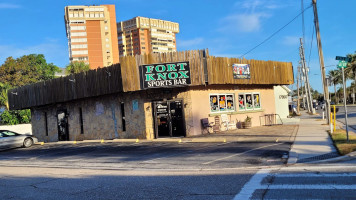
[44,112,48,136]
[210,94,235,113]
[238,93,261,111]
[79,108,84,134]
[71,32,87,37]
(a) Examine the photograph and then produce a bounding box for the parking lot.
[0,141,291,170]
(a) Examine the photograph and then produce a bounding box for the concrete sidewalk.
[288,111,337,164]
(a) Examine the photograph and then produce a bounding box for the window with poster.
[210,94,235,113]
[238,92,261,111]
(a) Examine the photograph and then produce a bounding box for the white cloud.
[219,13,270,33]
[0,3,21,9]
[282,36,300,46]
[177,37,204,48]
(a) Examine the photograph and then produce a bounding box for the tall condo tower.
[64,5,119,69]
[117,17,179,56]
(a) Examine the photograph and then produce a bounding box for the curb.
[306,153,356,164]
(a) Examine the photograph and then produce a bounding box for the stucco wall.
[190,85,276,135]
[273,86,289,119]
[31,85,278,141]
[0,124,32,135]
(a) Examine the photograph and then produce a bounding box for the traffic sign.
[336,56,350,62]
[337,60,347,68]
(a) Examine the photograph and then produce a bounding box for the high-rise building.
[117,17,179,56]
[64,5,119,69]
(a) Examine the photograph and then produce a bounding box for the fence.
[8,49,293,110]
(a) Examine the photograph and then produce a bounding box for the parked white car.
[0,130,38,150]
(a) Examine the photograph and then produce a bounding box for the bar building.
[117,17,179,56]
[64,5,120,69]
[8,50,294,142]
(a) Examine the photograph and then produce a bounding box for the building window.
[238,93,261,111]
[44,112,48,136]
[210,94,235,113]
[142,47,145,49]
[79,108,84,134]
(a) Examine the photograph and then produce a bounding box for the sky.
[0,0,355,93]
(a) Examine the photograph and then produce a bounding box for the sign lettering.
[139,61,191,89]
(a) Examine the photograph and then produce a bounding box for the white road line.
[267,184,356,190]
[275,173,356,177]
[233,169,271,200]
[202,143,281,165]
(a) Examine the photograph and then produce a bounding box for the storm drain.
[297,152,340,163]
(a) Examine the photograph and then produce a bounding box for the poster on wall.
[245,94,253,110]
[238,94,245,110]
[226,95,234,111]
[210,95,219,112]
[253,93,261,109]
[139,62,191,89]
[233,64,250,79]
[219,95,226,111]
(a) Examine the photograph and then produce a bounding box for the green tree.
[0,54,60,125]
[65,61,90,75]
[0,54,61,87]
[0,82,11,110]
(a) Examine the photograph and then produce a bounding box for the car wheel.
[23,138,33,148]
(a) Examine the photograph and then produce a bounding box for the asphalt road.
[0,141,292,200]
[315,105,356,129]
[1,137,356,199]
[0,141,291,170]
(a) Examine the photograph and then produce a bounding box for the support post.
[312,0,330,124]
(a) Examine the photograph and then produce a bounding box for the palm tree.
[328,69,341,103]
[65,61,90,75]
[344,53,356,103]
[0,82,12,110]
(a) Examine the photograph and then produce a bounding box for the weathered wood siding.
[8,49,293,110]
[8,64,123,110]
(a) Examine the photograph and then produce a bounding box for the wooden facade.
[8,49,293,110]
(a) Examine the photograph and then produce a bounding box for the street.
[316,105,356,130]
[0,141,291,200]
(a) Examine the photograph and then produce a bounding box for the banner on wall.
[233,64,250,79]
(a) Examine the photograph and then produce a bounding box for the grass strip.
[328,129,356,155]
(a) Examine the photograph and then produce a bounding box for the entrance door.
[57,109,69,141]
[153,100,185,138]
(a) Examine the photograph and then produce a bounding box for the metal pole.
[312,0,330,124]
[341,67,349,141]
[300,38,313,113]
[297,67,300,114]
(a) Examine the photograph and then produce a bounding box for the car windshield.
[0,131,19,137]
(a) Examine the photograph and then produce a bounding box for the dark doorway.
[57,109,69,141]
[153,99,185,138]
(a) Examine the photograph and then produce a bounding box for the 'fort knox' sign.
[139,61,191,89]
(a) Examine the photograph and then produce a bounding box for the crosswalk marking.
[267,184,356,189]
[234,167,356,200]
[275,173,356,177]
[233,169,270,200]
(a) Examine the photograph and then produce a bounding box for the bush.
[0,109,31,125]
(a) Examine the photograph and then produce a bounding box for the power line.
[239,4,313,59]
[307,24,315,68]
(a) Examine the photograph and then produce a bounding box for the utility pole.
[301,70,306,109]
[300,38,313,113]
[297,66,300,114]
[312,0,330,124]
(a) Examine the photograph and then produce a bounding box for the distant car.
[0,130,38,150]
